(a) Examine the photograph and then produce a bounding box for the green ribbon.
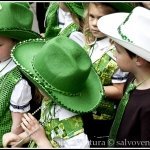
[108,81,136,147]
[108,76,150,147]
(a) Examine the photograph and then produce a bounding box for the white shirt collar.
[0,58,17,77]
[95,37,110,48]
[58,7,73,29]
[89,37,112,63]
[51,104,77,121]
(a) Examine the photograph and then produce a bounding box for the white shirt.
[69,31,85,48]
[0,58,32,112]
[56,132,89,148]
[58,7,74,30]
[89,38,128,83]
[30,2,40,34]
[42,104,90,148]
[89,38,112,63]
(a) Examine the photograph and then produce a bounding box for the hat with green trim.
[0,2,41,41]
[97,6,150,62]
[11,36,104,113]
[107,2,135,12]
[64,2,85,18]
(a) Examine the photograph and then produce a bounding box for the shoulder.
[69,31,85,47]
[123,73,134,93]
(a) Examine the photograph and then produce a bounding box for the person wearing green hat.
[0,2,41,147]
[82,2,135,147]
[2,36,103,148]
[44,2,86,47]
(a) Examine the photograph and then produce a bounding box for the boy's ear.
[135,56,147,66]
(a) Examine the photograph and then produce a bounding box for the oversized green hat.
[64,2,85,18]
[0,2,41,41]
[11,36,104,113]
[106,2,135,12]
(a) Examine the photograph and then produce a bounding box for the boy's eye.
[89,14,94,19]
[116,49,120,53]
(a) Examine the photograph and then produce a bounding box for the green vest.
[92,45,118,120]
[29,99,84,148]
[0,67,22,147]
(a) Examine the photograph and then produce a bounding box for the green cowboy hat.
[64,2,85,18]
[11,36,104,113]
[0,2,41,41]
[106,2,135,12]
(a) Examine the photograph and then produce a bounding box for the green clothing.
[91,45,118,120]
[29,99,84,148]
[0,67,22,147]
[45,3,79,39]
[45,2,60,39]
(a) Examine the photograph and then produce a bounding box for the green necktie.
[108,82,136,147]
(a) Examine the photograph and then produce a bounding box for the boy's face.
[88,3,115,38]
[0,36,16,62]
[114,42,134,72]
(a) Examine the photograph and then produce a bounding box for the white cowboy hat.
[97,6,150,62]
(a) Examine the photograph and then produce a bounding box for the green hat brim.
[64,2,85,18]
[0,28,41,41]
[108,3,135,12]
[11,38,104,114]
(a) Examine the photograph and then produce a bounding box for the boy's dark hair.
[125,48,136,58]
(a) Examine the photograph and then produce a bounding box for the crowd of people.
[0,1,150,148]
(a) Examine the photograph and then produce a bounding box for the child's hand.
[21,113,47,143]
[40,33,45,37]
[2,132,21,148]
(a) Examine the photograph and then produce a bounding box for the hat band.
[0,27,40,36]
[32,61,81,97]
[117,12,133,43]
